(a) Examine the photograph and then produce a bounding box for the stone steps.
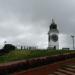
[57,69,75,75]
[65,65,75,69]
[49,64,75,75]
[61,67,75,72]
[54,71,66,75]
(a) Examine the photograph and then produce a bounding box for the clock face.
[51,34,58,42]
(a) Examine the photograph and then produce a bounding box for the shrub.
[3,44,16,51]
[0,44,16,56]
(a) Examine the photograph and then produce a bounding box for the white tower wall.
[48,32,59,49]
[48,19,59,50]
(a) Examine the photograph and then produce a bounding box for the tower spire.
[52,18,55,24]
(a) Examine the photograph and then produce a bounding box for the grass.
[0,49,75,63]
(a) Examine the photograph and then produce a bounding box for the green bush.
[3,44,16,51]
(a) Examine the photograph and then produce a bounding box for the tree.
[3,44,16,51]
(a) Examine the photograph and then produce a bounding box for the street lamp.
[71,35,75,50]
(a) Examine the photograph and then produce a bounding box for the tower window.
[50,24,57,30]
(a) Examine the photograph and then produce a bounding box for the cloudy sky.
[0,0,75,49]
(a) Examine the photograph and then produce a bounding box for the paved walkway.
[12,59,75,75]
[49,64,75,75]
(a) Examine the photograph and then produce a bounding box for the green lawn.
[0,49,75,63]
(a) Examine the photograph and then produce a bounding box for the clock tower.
[48,19,59,50]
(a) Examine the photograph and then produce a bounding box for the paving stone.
[48,64,75,75]
[57,69,75,75]
[48,74,55,75]
[62,67,75,72]
[65,65,75,68]
[54,71,67,75]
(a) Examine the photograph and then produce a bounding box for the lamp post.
[71,35,75,50]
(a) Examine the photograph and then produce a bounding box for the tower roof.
[50,19,57,30]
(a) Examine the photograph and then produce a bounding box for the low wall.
[0,53,75,75]
[12,59,75,75]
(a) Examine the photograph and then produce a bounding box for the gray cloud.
[0,0,75,49]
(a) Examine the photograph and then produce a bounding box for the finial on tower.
[52,18,55,24]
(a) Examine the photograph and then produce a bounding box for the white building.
[48,19,59,50]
